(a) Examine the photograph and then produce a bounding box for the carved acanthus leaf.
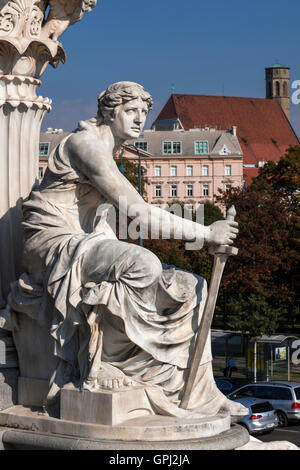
[0,0,96,77]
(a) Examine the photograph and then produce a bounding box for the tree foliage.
[144,201,223,282]
[227,290,282,338]
[216,145,300,334]
[116,147,299,335]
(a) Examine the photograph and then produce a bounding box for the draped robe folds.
[8,130,223,418]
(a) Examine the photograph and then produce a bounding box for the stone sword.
[179,205,238,409]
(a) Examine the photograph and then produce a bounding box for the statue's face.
[110,97,148,141]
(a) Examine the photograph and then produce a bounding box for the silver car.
[230,397,278,435]
[228,381,300,427]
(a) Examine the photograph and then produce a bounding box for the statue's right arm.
[66,133,238,247]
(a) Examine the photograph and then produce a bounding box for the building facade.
[152,65,299,186]
[39,127,243,214]
[124,128,243,211]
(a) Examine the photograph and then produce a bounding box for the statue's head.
[97,81,153,140]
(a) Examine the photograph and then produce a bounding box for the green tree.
[227,289,282,337]
[216,146,300,333]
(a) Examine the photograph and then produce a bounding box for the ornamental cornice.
[0,0,97,77]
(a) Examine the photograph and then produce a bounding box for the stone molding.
[0,74,52,109]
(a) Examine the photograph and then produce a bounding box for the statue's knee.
[134,249,162,283]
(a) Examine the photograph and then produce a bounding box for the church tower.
[265,63,290,120]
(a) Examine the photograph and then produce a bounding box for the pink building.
[124,128,243,212]
[39,127,243,215]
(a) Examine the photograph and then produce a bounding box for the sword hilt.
[209,205,238,257]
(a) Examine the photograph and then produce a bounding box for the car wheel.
[276,411,288,427]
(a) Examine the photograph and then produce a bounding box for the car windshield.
[295,387,300,400]
[251,402,273,413]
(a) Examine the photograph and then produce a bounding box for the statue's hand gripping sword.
[180,206,238,409]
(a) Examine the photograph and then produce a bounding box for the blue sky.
[40,0,300,137]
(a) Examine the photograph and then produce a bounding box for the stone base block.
[0,424,250,450]
[18,377,49,407]
[61,383,154,426]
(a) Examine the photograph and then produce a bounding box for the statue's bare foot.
[97,363,133,390]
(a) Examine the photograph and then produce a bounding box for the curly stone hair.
[97,81,153,122]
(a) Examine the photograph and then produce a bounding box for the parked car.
[228,381,300,427]
[215,377,250,396]
[230,397,278,435]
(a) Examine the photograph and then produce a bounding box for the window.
[251,402,273,413]
[225,165,232,176]
[254,386,274,400]
[202,184,209,197]
[38,167,44,179]
[233,385,293,401]
[39,142,50,156]
[220,145,230,155]
[186,185,193,197]
[271,387,293,401]
[186,165,193,176]
[276,81,280,97]
[154,165,161,177]
[170,185,177,197]
[163,141,181,155]
[195,141,209,155]
[135,141,148,152]
[295,387,300,400]
[170,165,177,176]
[202,165,209,176]
[226,184,232,192]
[155,185,162,197]
[231,385,258,399]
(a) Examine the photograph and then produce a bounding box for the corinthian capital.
[0,0,97,78]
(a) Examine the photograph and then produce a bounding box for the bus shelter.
[248,335,299,382]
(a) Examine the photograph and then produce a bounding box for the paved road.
[258,423,300,447]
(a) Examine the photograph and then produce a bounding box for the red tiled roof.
[243,168,259,187]
[154,94,299,170]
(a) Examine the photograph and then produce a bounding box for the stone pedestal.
[0,405,250,449]
[61,383,155,426]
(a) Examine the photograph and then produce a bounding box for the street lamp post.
[119,144,143,247]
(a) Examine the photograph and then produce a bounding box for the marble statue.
[1,81,248,420]
[41,0,98,41]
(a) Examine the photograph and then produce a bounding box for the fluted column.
[0,74,52,299]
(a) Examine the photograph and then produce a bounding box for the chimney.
[232,125,237,136]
